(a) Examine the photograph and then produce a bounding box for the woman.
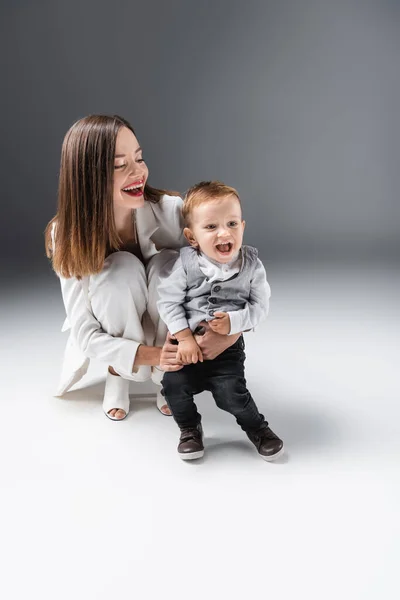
[45,115,240,420]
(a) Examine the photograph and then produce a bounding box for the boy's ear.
[184,227,198,247]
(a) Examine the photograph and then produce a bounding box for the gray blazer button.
[214,285,221,292]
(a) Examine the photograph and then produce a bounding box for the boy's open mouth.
[122,180,145,197]
[215,242,232,254]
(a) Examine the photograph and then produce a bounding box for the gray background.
[1,0,399,282]
[1,3,399,594]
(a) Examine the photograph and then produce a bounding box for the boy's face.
[184,194,245,263]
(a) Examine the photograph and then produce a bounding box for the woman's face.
[113,127,149,211]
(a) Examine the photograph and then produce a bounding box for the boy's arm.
[156,256,190,335]
[227,259,271,335]
[157,258,203,364]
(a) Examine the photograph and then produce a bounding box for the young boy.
[157,181,284,461]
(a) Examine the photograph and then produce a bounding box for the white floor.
[0,262,399,600]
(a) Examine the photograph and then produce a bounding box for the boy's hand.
[209,312,231,335]
[177,336,204,365]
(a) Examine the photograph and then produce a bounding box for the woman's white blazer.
[55,195,185,395]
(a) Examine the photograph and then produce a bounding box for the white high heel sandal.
[151,367,171,416]
[103,371,130,421]
[156,390,172,416]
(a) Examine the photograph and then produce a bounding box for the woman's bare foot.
[159,404,171,416]
[107,408,127,419]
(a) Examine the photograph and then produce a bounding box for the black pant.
[162,336,267,433]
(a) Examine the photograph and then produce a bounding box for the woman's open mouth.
[122,180,145,197]
[215,242,233,255]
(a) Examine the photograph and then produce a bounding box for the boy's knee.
[212,377,249,408]
[212,375,244,394]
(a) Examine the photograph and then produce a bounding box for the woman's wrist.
[133,344,162,369]
[194,323,242,360]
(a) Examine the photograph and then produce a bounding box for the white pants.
[56,249,177,395]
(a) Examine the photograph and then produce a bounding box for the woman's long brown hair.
[45,114,177,279]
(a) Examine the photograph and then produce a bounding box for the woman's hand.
[159,332,184,372]
[209,312,231,335]
[176,336,203,365]
[194,321,241,360]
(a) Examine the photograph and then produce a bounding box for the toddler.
[157,181,284,461]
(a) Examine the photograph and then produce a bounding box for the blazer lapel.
[135,201,160,260]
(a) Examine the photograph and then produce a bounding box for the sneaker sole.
[260,445,285,462]
[179,450,204,461]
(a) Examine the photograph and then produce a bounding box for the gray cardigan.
[157,245,271,335]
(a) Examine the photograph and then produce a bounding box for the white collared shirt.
[197,251,241,282]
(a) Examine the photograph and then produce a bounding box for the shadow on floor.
[59,381,344,454]
[195,391,344,455]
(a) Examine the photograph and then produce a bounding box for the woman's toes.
[107,408,126,419]
[160,404,171,416]
[114,409,126,420]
